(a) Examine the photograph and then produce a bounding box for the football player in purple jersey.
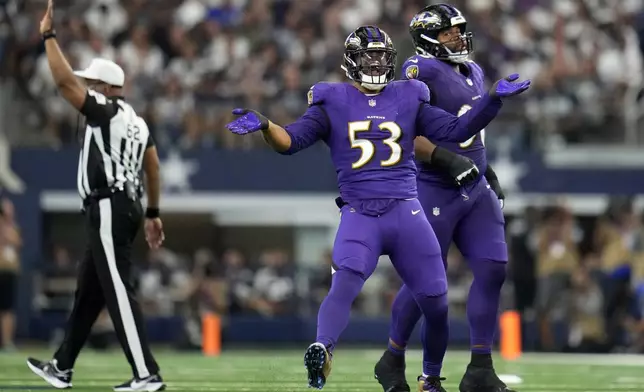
[226,25,529,391]
[374,4,517,392]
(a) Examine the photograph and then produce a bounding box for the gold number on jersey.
[348,121,403,169]
[457,104,486,148]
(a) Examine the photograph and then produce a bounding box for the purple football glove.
[226,108,269,135]
[489,73,531,98]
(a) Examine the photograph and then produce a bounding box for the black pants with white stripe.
[54,192,159,378]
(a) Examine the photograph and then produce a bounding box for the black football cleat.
[374,350,410,392]
[417,375,448,392]
[304,342,333,389]
[113,374,166,391]
[26,357,73,389]
[459,365,516,392]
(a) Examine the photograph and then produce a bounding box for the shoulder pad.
[405,79,431,104]
[401,56,421,80]
[469,61,485,76]
[401,55,440,84]
[466,61,486,86]
[307,82,336,107]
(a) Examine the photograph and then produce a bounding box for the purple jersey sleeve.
[401,55,436,84]
[412,80,503,143]
[281,86,330,155]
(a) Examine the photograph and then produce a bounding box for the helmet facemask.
[418,24,473,64]
[342,27,397,92]
[345,45,396,91]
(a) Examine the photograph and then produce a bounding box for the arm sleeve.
[80,90,118,125]
[416,94,503,143]
[281,105,331,155]
[485,164,498,181]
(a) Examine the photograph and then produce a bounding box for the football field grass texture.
[0,349,643,391]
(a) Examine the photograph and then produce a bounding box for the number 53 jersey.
[283,80,503,203]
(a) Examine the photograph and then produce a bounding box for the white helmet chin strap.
[449,54,469,63]
[419,33,469,63]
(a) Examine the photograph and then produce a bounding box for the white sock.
[422,373,429,379]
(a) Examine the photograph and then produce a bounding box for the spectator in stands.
[509,206,540,323]
[248,249,295,317]
[564,266,608,353]
[139,248,191,316]
[4,0,643,147]
[0,198,20,350]
[535,205,581,350]
[34,245,76,313]
[310,249,333,310]
[595,198,644,273]
[222,248,254,314]
[172,248,226,350]
[193,248,227,314]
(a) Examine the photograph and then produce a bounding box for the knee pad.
[415,292,448,320]
[471,259,507,289]
[331,257,372,281]
[328,268,366,300]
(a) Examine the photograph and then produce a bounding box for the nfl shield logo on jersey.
[432,207,440,216]
[368,99,376,107]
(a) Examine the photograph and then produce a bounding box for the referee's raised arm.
[39,0,88,111]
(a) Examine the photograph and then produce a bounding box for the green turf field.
[0,349,643,391]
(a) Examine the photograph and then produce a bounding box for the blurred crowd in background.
[22,197,644,354]
[2,0,644,148]
[2,0,644,354]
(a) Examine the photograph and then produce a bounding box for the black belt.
[82,187,122,208]
[82,181,140,208]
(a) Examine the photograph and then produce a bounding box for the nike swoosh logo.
[408,59,419,63]
[472,95,481,100]
[412,210,421,215]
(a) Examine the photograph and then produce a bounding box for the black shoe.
[26,358,73,389]
[113,374,166,391]
[304,342,333,389]
[374,350,410,392]
[417,375,447,392]
[459,365,516,392]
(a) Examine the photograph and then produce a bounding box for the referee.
[27,2,166,391]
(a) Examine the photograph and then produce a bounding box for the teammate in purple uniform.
[225,25,529,392]
[374,4,516,392]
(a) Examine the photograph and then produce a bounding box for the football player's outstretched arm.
[280,105,330,154]
[417,95,502,143]
[261,120,293,152]
[225,106,330,155]
[415,74,531,142]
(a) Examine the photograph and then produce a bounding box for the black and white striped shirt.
[77,90,153,200]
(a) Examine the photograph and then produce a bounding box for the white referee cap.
[73,58,125,87]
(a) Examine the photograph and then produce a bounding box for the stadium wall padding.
[11,146,644,337]
[28,314,565,351]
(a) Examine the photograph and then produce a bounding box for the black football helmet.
[342,25,397,91]
[409,3,473,63]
